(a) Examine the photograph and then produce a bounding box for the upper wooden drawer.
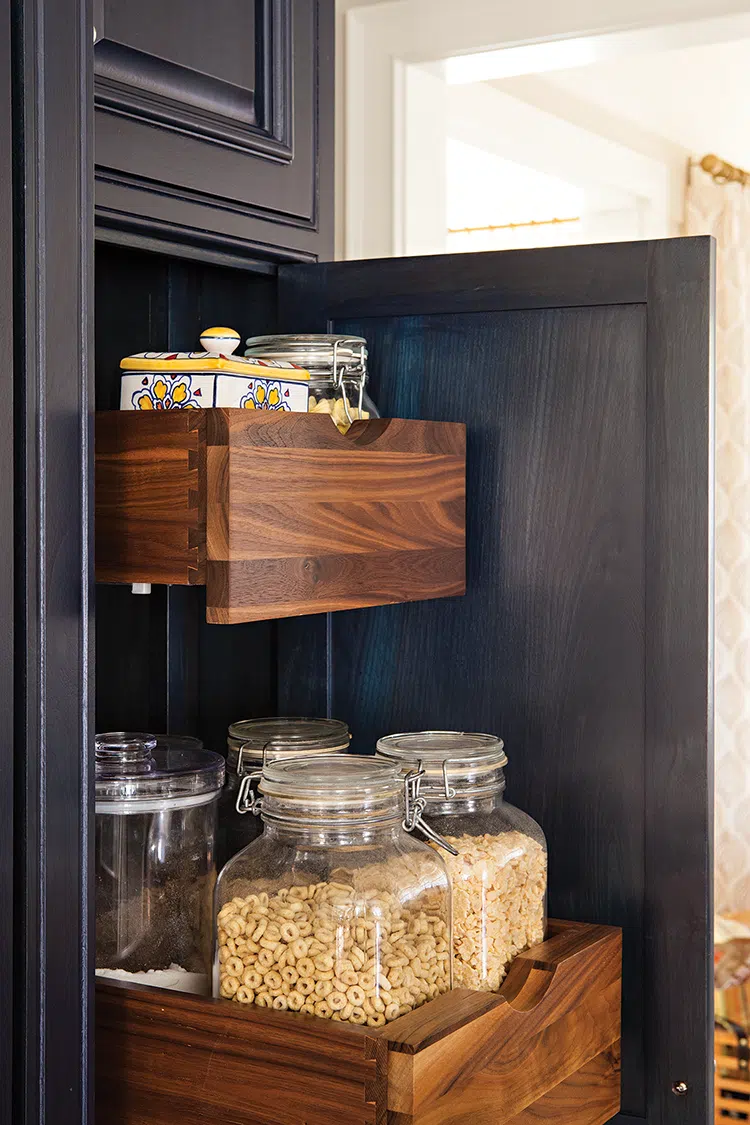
[95,409,466,624]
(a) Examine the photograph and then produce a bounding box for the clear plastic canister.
[95,732,225,994]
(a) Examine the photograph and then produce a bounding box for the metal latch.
[403,766,458,855]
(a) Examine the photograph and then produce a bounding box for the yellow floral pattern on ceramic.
[131,373,201,410]
[240,379,291,412]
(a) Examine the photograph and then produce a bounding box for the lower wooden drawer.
[95,919,621,1125]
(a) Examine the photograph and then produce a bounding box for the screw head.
[672,1081,688,1096]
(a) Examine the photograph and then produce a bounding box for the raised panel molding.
[94,0,333,261]
[94,0,292,159]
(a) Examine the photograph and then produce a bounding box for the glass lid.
[244,334,368,376]
[251,754,406,826]
[376,731,507,794]
[227,717,350,771]
[259,754,402,802]
[95,732,225,807]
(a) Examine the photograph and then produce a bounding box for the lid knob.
[199,327,241,356]
[95,732,157,775]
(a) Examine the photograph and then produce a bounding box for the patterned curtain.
[686,170,750,913]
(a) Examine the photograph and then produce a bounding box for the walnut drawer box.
[95,410,466,624]
[95,919,621,1125]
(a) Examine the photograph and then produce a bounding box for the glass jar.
[215,755,451,1024]
[95,732,225,994]
[217,716,352,867]
[244,334,378,433]
[376,731,547,992]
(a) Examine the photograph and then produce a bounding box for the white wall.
[337,0,750,260]
[445,82,675,247]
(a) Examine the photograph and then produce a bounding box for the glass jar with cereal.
[376,731,547,992]
[244,334,378,433]
[214,755,451,1025]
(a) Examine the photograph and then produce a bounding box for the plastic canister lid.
[95,732,225,812]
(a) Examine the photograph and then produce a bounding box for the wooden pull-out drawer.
[95,919,621,1125]
[95,410,466,624]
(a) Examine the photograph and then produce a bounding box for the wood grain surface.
[95,409,465,622]
[95,410,206,585]
[96,978,386,1125]
[377,921,621,1124]
[95,920,620,1125]
[204,410,466,623]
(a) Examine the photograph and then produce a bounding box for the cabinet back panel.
[95,243,279,751]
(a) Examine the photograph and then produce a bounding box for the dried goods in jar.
[217,879,450,1024]
[376,731,548,993]
[441,831,546,990]
[214,755,451,1022]
[244,334,378,435]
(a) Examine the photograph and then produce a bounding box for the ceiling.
[520,35,750,171]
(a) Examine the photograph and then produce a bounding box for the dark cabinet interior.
[94,237,713,1125]
[94,0,334,262]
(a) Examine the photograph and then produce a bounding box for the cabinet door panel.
[94,0,333,262]
[277,239,714,1125]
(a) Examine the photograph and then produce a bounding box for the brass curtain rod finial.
[699,153,750,186]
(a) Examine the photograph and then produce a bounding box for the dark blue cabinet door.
[277,239,714,1125]
[94,0,333,264]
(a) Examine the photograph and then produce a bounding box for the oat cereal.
[216,880,450,1024]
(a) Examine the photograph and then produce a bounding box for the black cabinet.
[7,1,714,1122]
[94,0,334,263]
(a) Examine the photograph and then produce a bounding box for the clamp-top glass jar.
[244,334,378,433]
[95,732,225,993]
[376,731,547,992]
[215,755,451,1024]
[218,716,352,866]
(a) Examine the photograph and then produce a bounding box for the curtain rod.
[447,216,580,235]
[696,153,750,187]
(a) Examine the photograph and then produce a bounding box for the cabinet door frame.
[12,0,94,1121]
[278,237,715,1125]
[0,0,13,1117]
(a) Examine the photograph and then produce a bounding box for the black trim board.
[13,0,94,1121]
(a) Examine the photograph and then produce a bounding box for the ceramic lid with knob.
[120,327,310,379]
